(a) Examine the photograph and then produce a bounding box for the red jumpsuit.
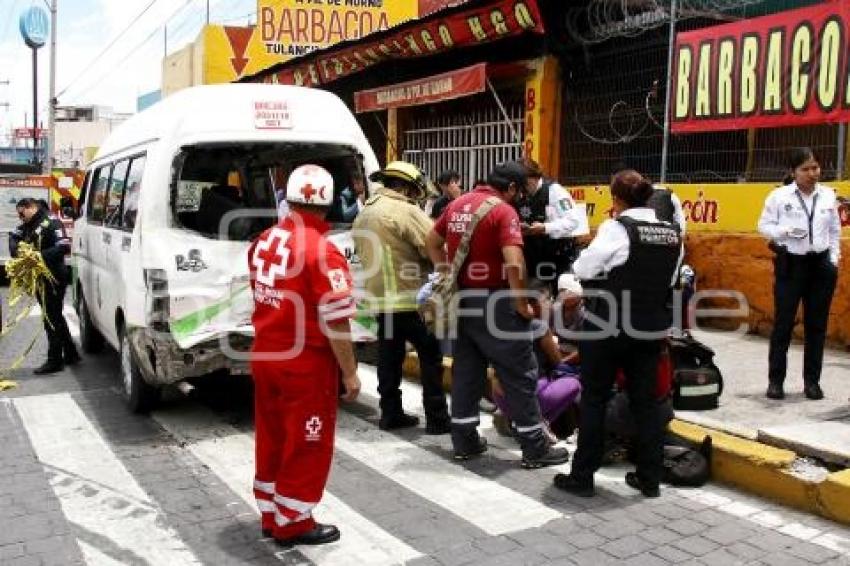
[248,211,355,539]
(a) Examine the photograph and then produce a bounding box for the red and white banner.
[13,128,47,139]
[672,1,850,133]
[354,63,487,113]
[254,0,543,87]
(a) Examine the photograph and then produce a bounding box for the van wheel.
[78,294,104,354]
[120,327,160,414]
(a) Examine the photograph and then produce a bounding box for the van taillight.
[144,269,169,330]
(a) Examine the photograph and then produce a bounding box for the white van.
[74,84,379,412]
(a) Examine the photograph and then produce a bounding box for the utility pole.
[47,0,57,174]
[206,0,209,24]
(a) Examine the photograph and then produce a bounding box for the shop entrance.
[401,92,525,190]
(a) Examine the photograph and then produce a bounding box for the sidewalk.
[685,329,850,467]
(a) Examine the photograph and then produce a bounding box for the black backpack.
[668,335,723,410]
[663,436,712,487]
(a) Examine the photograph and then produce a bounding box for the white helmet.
[286,164,334,207]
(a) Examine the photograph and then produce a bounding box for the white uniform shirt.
[573,208,684,286]
[538,178,584,238]
[757,182,841,265]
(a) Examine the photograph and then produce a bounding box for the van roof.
[93,84,364,161]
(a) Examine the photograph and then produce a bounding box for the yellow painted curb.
[403,352,850,525]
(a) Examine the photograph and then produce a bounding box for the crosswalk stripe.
[13,393,201,566]
[335,365,563,536]
[152,405,422,566]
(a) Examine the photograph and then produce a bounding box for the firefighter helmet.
[369,161,435,203]
[286,164,335,207]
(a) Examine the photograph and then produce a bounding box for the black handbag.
[669,336,724,410]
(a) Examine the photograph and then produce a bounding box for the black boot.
[276,524,340,546]
[34,360,64,375]
[379,413,420,431]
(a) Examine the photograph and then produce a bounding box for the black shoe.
[276,524,340,546]
[804,383,824,400]
[553,474,595,497]
[522,446,570,469]
[425,418,451,435]
[625,472,660,498]
[64,352,82,366]
[261,529,273,538]
[33,361,64,375]
[766,382,785,400]
[453,437,488,461]
[378,413,420,431]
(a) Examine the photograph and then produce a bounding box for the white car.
[73,84,379,412]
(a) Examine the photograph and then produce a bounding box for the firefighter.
[10,198,80,374]
[353,161,450,433]
[248,164,362,546]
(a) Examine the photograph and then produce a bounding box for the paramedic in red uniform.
[248,164,362,546]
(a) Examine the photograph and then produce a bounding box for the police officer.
[553,169,682,498]
[514,159,583,286]
[353,161,450,433]
[426,161,570,469]
[249,164,362,546]
[758,147,840,401]
[10,198,80,374]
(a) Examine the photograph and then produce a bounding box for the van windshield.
[172,142,366,240]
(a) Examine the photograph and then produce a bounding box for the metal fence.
[560,7,844,186]
[402,92,525,190]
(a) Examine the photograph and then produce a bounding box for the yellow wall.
[572,182,850,235]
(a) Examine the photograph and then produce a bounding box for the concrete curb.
[401,351,850,525]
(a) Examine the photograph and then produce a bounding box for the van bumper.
[129,327,252,385]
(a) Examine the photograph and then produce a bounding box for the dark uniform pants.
[377,311,449,421]
[572,336,664,487]
[252,350,338,539]
[450,294,547,458]
[37,281,77,364]
[769,251,837,386]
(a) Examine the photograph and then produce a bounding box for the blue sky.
[0,0,256,141]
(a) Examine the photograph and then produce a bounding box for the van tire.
[78,293,105,354]
[119,326,160,414]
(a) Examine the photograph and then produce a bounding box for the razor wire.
[564,0,762,46]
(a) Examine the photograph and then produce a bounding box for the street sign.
[19,6,49,49]
[13,127,47,139]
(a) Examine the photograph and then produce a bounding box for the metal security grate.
[402,93,525,190]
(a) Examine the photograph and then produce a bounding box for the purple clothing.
[494,374,582,424]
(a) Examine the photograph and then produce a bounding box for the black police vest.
[646,188,675,224]
[515,180,574,280]
[586,216,681,333]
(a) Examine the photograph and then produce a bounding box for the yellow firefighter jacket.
[352,188,433,313]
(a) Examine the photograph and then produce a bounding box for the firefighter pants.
[252,349,339,539]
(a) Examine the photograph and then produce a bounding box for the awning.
[354,63,487,114]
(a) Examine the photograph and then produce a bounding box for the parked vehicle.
[73,84,380,412]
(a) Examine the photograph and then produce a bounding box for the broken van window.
[171,143,366,241]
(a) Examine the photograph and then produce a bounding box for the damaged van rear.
[73,84,380,412]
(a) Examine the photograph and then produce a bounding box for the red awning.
[354,63,487,113]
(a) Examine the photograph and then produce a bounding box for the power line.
[57,0,162,99]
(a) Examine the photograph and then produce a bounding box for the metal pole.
[32,48,39,168]
[486,77,521,145]
[660,0,677,184]
[206,0,209,24]
[837,123,846,181]
[47,0,57,174]
[164,25,167,57]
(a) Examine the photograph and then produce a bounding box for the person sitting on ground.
[491,279,582,443]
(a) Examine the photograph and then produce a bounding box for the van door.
[98,158,131,345]
[79,164,112,338]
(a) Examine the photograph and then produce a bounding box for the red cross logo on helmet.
[299,183,326,203]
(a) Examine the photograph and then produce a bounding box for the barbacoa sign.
[255,0,543,87]
[672,2,850,133]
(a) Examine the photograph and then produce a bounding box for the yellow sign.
[204,0,419,84]
[571,182,850,234]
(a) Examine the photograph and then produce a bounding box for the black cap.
[487,161,528,191]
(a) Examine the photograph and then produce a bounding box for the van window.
[87,165,111,224]
[105,159,129,228]
[172,143,365,241]
[123,155,146,230]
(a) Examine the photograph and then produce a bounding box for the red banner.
[255,0,543,87]
[13,128,47,139]
[671,1,850,133]
[354,63,487,113]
